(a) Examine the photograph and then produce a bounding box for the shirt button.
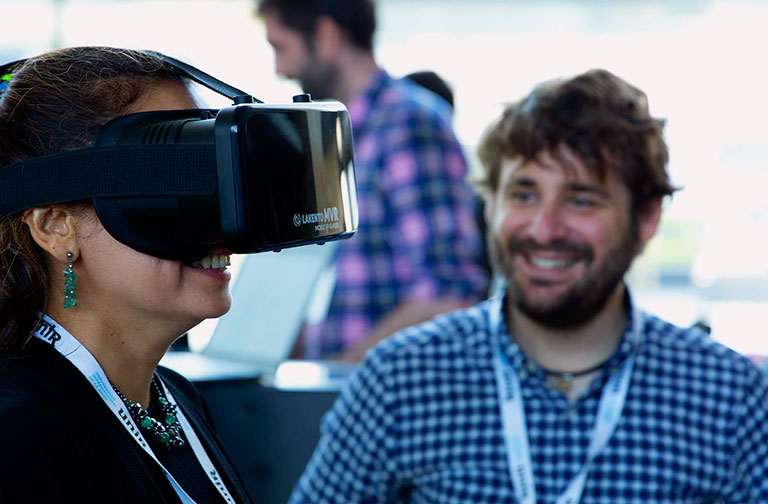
[518,369,528,381]
[565,408,578,418]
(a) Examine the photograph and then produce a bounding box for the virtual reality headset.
[0,51,358,262]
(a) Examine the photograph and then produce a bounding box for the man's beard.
[492,220,639,329]
[298,58,339,101]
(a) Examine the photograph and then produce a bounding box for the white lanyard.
[489,298,637,504]
[34,315,236,504]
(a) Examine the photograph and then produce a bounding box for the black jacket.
[0,338,252,503]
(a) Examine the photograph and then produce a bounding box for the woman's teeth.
[191,254,231,269]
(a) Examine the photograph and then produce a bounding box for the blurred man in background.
[403,69,494,285]
[404,70,454,109]
[256,0,489,360]
[288,68,768,503]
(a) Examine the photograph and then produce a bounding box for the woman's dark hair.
[0,46,185,355]
[477,68,677,216]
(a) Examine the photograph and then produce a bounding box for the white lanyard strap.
[34,315,236,504]
[489,298,637,504]
[158,378,236,500]
[493,350,536,503]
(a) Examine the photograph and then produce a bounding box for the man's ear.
[313,15,343,60]
[22,206,80,261]
[481,188,496,225]
[637,197,663,246]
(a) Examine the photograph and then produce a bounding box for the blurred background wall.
[3,0,767,357]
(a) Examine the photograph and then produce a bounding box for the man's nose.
[527,203,567,244]
[275,60,286,78]
[273,55,289,79]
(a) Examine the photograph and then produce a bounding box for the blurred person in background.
[288,68,768,503]
[0,47,252,503]
[404,70,454,109]
[403,68,493,286]
[256,0,490,361]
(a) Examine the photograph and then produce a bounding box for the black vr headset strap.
[0,144,217,217]
[141,50,264,105]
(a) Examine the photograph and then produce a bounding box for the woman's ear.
[22,206,80,261]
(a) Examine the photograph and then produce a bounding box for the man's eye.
[571,196,596,208]
[511,191,536,203]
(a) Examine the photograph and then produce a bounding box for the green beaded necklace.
[111,376,185,449]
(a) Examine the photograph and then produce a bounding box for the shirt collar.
[490,287,646,388]
[347,68,389,130]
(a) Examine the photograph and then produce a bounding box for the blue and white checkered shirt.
[290,295,768,503]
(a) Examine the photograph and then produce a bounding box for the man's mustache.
[505,238,594,261]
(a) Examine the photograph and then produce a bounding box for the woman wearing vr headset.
[0,47,251,503]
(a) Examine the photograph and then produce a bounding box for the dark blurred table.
[162,353,354,504]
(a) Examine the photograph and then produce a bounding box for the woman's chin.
[187,296,232,324]
[207,298,233,320]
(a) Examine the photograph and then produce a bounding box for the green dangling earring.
[63,252,77,309]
